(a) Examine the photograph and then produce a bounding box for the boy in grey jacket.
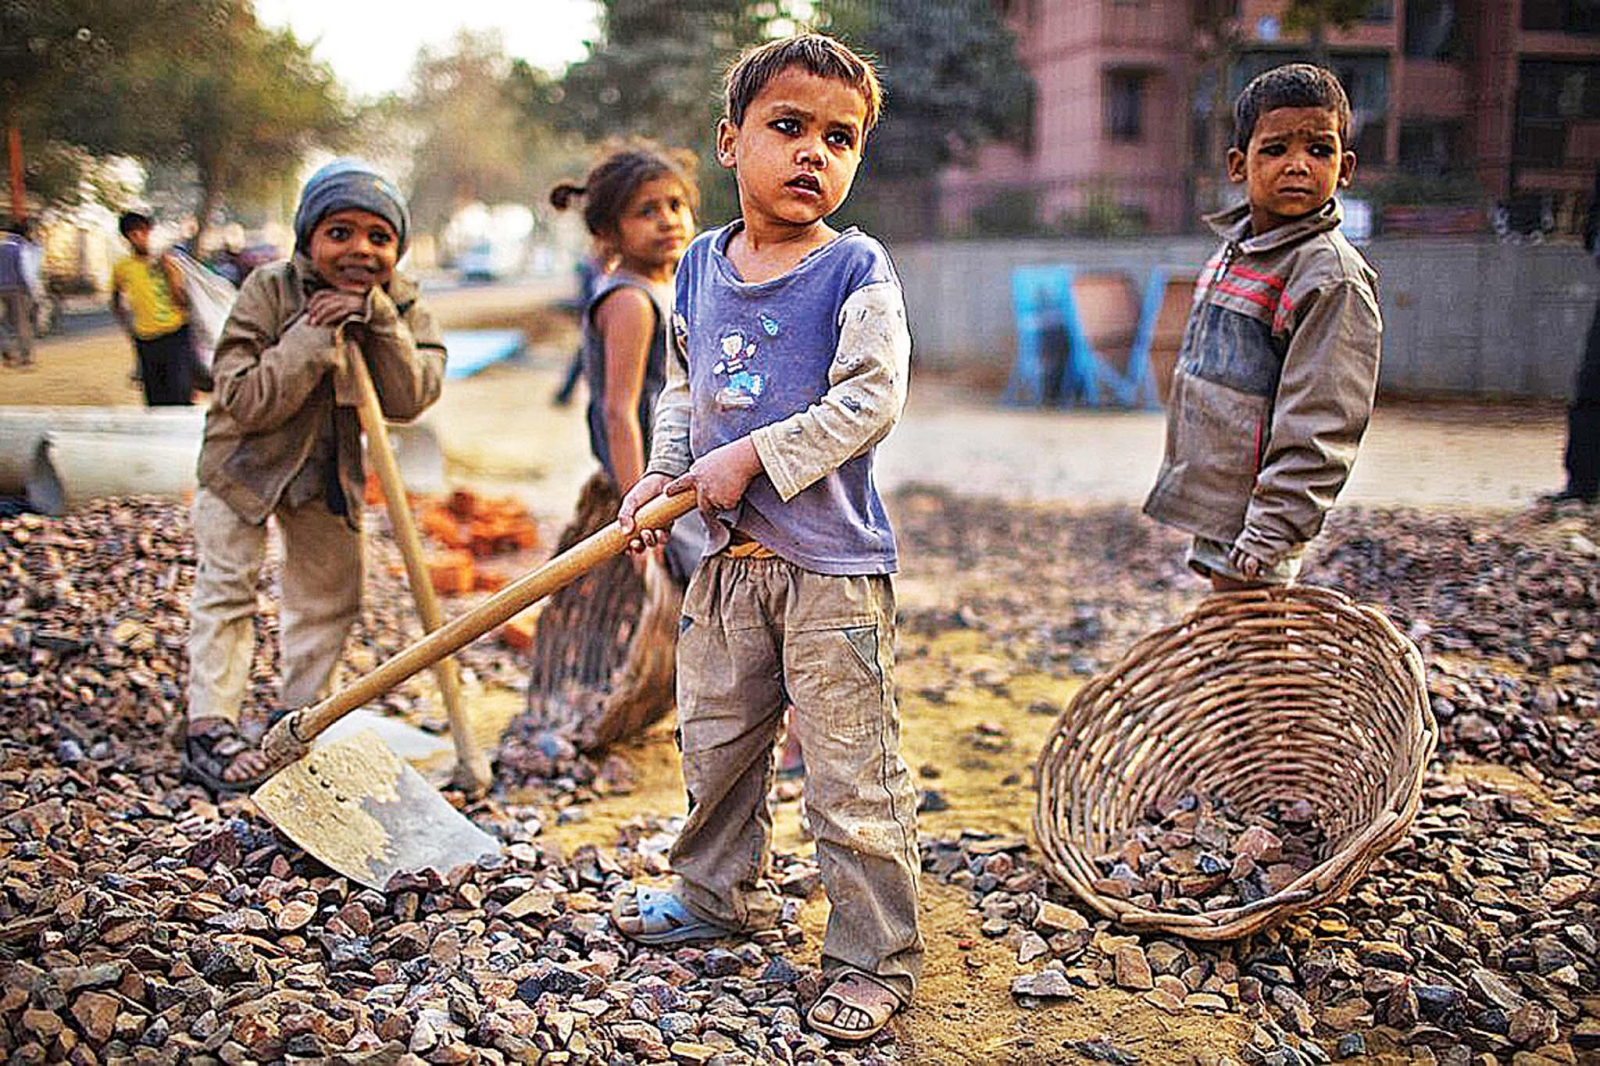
[185,160,445,792]
[1144,64,1382,589]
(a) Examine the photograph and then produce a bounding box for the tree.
[1282,0,1374,65]
[820,0,1033,238]
[1190,0,1248,221]
[3,0,348,237]
[102,3,349,245]
[0,0,227,215]
[544,0,792,222]
[396,30,586,244]
[822,0,1031,181]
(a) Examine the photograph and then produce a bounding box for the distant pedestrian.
[550,241,608,407]
[1144,64,1383,589]
[111,212,194,405]
[0,219,44,368]
[1545,169,1600,505]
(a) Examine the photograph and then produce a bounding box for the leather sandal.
[182,718,271,794]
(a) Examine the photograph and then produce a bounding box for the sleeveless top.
[581,269,673,483]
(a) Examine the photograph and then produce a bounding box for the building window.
[1399,121,1463,172]
[1105,71,1146,142]
[1363,0,1394,22]
[1522,0,1600,33]
[1405,0,1462,58]
[1193,0,1241,26]
[998,0,1042,23]
[1515,60,1600,165]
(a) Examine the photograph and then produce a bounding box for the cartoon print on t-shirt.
[713,327,766,410]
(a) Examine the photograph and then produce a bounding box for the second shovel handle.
[347,347,491,792]
[268,487,699,752]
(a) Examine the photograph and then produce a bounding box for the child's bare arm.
[595,287,654,492]
[1234,279,1381,564]
[643,312,693,480]
[748,282,910,501]
[621,311,693,551]
[211,272,342,433]
[337,286,446,421]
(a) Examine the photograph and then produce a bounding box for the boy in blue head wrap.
[184,159,448,793]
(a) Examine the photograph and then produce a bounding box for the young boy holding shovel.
[613,34,920,1043]
[185,160,447,793]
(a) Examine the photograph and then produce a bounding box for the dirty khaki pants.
[187,488,362,724]
[670,554,924,1003]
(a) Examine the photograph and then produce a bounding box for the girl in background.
[552,141,699,532]
[507,142,708,760]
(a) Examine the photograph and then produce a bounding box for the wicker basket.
[1034,586,1435,940]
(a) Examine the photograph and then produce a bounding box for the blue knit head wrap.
[293,159,410,257]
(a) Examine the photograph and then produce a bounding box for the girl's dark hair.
[1233,64,1352,151]
[549,140,700,237]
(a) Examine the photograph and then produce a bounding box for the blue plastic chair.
[1005,265,1086,405]
[1007,264,1192,410]
[1126,266,1198,409]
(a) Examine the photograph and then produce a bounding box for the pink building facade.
[939,0,1600,235]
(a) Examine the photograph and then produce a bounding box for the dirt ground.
[3,288,1583,1064]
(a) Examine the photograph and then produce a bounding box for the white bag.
[168,249,238,370]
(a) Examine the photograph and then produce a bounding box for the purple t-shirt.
[673,222,901,575]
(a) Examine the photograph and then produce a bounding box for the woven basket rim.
[1032,585,1437,941]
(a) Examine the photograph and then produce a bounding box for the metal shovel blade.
[252,729,500,890]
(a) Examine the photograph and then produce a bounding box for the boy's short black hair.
[1233,64,1352,151]
[118,211,153,238]
[724,33,882,132]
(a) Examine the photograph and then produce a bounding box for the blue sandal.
[611,884,731,946]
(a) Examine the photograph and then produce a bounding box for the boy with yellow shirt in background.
[111,212,194,406]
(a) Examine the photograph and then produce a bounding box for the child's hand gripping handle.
[259,489,699,770]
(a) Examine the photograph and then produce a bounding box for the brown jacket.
[197,255,446,529]
[1143,200,1382,563]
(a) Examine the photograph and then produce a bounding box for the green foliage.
[108,3,348,236]
[1060,189,1149,237]
[966,187,1047,237]
[3,0,346,229]
[0,0,218,210]
[824,0,1032,180]
[546,0,783,224]
[1360,170,1484,209]
[1282,0,1375,61]
[395,31,588,241]
[1282,0,1376,34]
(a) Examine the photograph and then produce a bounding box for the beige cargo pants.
[187,488,362,724]
[670,554,923,1003]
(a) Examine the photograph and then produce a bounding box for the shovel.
[345,345,492,798]
[251,487,698,889]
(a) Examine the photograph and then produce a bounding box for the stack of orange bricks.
[366,477,540,599]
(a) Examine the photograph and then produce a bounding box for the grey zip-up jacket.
[198,255,446,529]
[1144,200,1382,563]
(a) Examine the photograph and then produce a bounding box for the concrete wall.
[893,236,1596,400]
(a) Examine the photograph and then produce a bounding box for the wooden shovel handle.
[346,347,492,795]
[261,486,699,764]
